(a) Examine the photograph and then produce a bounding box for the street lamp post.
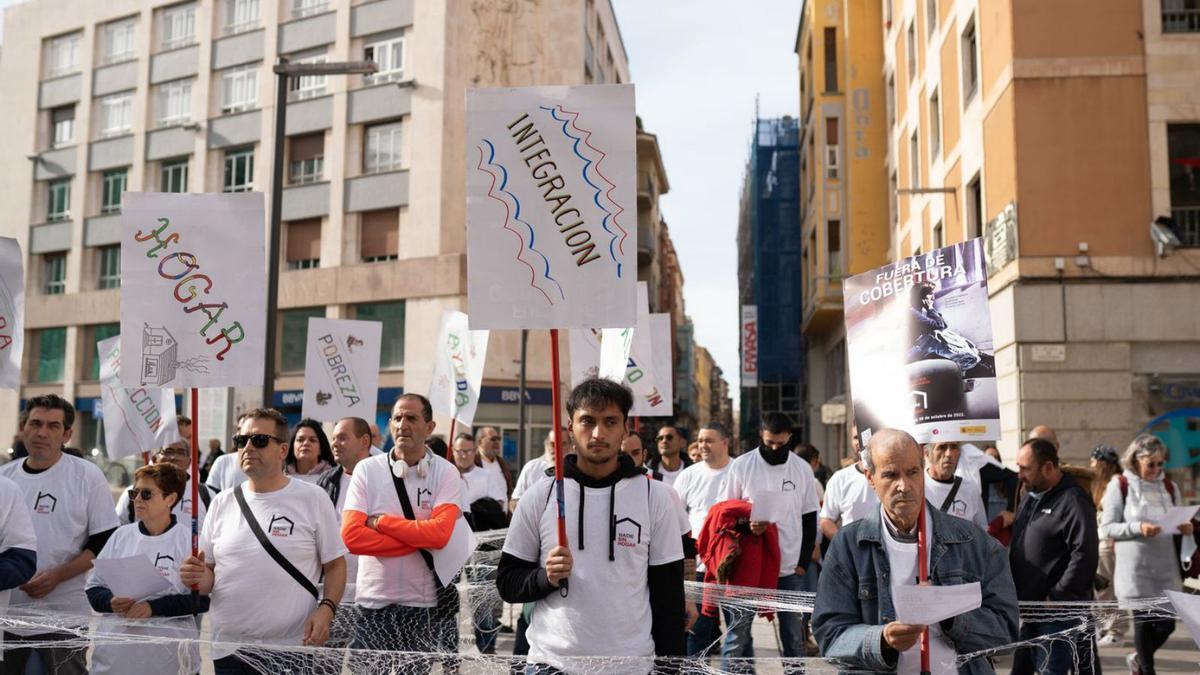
[261,58,378,409]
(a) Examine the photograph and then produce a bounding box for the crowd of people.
[0,383,1196,675]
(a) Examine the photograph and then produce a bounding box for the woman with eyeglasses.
[85,462,209,675]
[1099,434,1195,675]
[285,419,335,483]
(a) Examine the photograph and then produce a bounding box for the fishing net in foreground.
[0,530,1192,674]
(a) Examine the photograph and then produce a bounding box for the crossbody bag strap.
[940,477,963,513]
[389,462,444,588]
[233,485,319,600]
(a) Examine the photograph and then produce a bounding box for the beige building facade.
[0,0,634,463]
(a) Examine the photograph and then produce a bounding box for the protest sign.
[843,238,999,445]
[428,310,490,427]
[0,238,24,391]
[98,335,180,459]
[466,84,637,329]
[301,318,382,423]
[119,193,266,388]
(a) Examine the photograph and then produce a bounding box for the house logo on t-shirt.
[269,514,295,537]
[416,488,433,510]
[154,553,174,578]
[781,480,796,492]
[613,516,643,548]
[34,491,57,514]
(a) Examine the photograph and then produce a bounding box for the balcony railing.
[1164,7,1200,33]
[1173,206,1200,247]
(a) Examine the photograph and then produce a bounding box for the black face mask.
[759,444,791,466]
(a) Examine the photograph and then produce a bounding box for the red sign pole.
[189,389,200,613]
[917,500,931,675]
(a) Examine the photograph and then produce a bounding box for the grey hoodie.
[1098,471,1182,600]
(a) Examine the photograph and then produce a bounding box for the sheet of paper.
[1151,505,1199,536]
[893,582,982,625]
[92,555,172,602]
[749,491,788,523]
[1166,590,1200,648]
[432,516,476,587]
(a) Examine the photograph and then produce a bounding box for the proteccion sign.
[466,84,637,330]
[98,335,180,459]
[301,318,383,423]
[119,192,266,388]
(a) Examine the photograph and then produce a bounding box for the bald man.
[813,429,1018,674]
[1027,425,1058,449]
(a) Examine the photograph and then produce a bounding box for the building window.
[51,106,74,148]
[1168,123,1200,246]
[886,75,896,130]
[926,0,938,39]
[87,323,121,379]
[360,209,399,262]
[825,117,840,181]
[289,133,324,185]
[1162,0,1200,33]
[966,173,982,239]
[288,55,327,100]
[161,3,196,50]
[280,307,325,372]
[364,121,402,173]
[157,79,192,127]
[47,179,71,222]
[909,130,920,189]
[161,158,189,193]
[43,253,66,295]
[222,65,258,113]
[224,0,260,34]
[827,220,842,279]
[823,27,838,93]
[223,148,254,192]
[285,219,321,270]
[293,0,327,19]
[98,245,121,289]
[906,22,916,80]
[364,36,405,84]
[929,89,941,158]
[933,221,944,249]
[889,171,898,227]
[355,301,405,368]
[33,328,67,383]
[99,92,133,137]
[962,15,979,104]
[103,18,136,64]
[101,168,127,214]
[46,33,81,77]
[884,0,893,27]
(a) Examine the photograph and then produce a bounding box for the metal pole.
[518,329,527,464]
[261,62,288,408]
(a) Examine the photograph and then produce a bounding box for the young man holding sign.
[497,378,685,674]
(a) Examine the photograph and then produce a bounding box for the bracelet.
[318,598,338,617]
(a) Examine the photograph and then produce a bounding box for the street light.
[262,57,378,408]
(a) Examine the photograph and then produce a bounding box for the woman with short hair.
[86,462,209,675]
[1099,434,1195,674]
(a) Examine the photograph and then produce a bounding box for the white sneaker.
[1097,632,1121,646]
[1126,652,1141,675]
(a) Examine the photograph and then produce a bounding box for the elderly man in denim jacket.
[813,429,1018,674]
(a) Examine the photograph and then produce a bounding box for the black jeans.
[0,631,87,675]
[1133,614,1175,675]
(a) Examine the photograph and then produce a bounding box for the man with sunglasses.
[0,394,119,675]
[649,425,692,487]
[181,408,347,675]
[114,443,211,529]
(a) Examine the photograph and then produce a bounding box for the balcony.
[1173,206,1200,247]
[637,169,656,208]
[637,219,655,267]
[801,272,845,336]
[1163,6,1200,33]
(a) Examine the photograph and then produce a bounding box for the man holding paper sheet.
[813,428,1018,674]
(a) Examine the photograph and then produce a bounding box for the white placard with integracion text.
[302,318,382,423]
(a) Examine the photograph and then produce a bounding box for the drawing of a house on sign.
[141,325,178,386]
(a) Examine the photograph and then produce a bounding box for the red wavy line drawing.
[475,145,554,305]
[555,105,630,258]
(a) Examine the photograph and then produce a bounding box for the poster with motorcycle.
[843,238,999,446]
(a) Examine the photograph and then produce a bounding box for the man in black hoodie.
[1009,438,1100,675]
[497,377,685,674]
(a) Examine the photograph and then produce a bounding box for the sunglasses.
[656,434,675,441]
[233,434,284,449]
[127,488,160,501]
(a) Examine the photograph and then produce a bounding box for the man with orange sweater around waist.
[341,393,466,673]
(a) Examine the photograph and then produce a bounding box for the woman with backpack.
[1099,434,1195,675]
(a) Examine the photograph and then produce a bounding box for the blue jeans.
[720,573,807,673]
[1011,619,1099,675]
[687,570,722,658]
[350,604,442,675]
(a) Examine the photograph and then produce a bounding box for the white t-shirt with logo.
[0,454,120,613]
[115,477,208,532]
[0,475,37,612]
[344,452,466,609]
[85,520,201,675]
[461,466,507,511]
[205,452,247,493]
[656,461,685,487]
[719,449,821,577]
[672,461,731,572]
[819,463,879,528]
[924,472,988,531]
[504,474,683,675]
[200,477,345,659]
[881,507,957,674]
[334,470,359,603]
[512,456,552,503]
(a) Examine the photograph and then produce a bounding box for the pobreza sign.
[428,310,490,426]
[466,84,637,329]
[0,237,25,391]
[98,335,180,459]
[302,318,383,423]
[119,193,266,388]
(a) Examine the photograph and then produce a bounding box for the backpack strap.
[389,460,444,588]
[233,485,319,600]
[939,477,963,513]
[1118,474,1129,500]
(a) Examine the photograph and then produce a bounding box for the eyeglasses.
[656,434,675,441]
[127,488,159,501]
[233,434,284,449]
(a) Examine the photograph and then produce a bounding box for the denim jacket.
[813,504,1019,674]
